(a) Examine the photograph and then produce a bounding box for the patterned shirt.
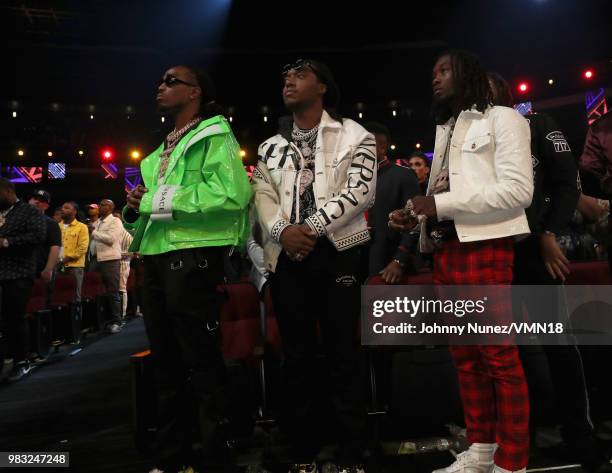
[0,200,46,281]
[290,124,319,223]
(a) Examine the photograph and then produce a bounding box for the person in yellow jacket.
[59,201,89,302]
[124,65,251,473]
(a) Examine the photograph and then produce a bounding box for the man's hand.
[41,268,53,282]
[411,196,437,218]
[380,260,404,284]
[540,233,570,281]
[62,256,76,264]
[127,184,149,212]
[279,224,316,261]
[388,209,418,233]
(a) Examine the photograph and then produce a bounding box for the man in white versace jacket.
[89,198,124,333]
[391,50,533,473]
[252,59,375,473]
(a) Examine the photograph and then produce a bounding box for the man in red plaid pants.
[390,50,534,473]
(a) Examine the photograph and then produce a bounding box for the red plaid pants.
[434,237,530,471]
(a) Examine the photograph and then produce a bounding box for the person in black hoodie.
[489,72,609,472]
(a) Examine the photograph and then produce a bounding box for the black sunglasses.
[158,75,198,88]
[282,59,317,76]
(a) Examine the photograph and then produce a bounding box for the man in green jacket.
[124,65,251,473]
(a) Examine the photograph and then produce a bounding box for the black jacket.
[368,161,420,275]
[0,200,46,281]
[524,112,579,236]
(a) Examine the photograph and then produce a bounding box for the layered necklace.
[158,117,202,179]
[292,123,319,196]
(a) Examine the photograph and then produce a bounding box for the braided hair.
[487,72,514,108]
[433,49,492,124]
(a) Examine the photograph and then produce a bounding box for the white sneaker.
[492,466,526,473]
[432,443,496,473]
[106,323,122,334]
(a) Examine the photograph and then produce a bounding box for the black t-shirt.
[36,216,62,274]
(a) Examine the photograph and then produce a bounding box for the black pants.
[90,258,122,325]
[142,247,228,471]
[269,239,366,462]
[0,278,33,363]
[513,236,594,443]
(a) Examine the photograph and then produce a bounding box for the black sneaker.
[28,352,46,364]
[1,358,14,381]
[8,361,31,382]
[51,338,66,347]
[320,463,365,473]
[572,435,611,473]
[289,462,318,473]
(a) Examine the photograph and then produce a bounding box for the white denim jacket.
[421,105,533,252]
[252,110,377,272]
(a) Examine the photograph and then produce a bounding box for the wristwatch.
[393,258,406,269]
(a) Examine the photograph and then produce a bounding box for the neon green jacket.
[123,115,252,256]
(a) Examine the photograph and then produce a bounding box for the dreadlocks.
[487,71,514,108]
[433,49,492,124]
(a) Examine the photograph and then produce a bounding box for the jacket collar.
[441,105,490,127]
[277,109,342,143]
[144,115,226,186]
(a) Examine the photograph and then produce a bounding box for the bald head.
[99,199,115,218]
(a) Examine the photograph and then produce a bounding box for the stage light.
[358,112,363,119]
[390,145,396,151]
[548,79,554,85]
[130,150,141,160]
[392,110,397,117]
[584,69,594,80]
[90,114,94,120]
[161,116,165,123]
[78,150,84,156]
[240,149,247,158]
[17,149,24,157]
[47,151,53,157]
[263,115,268,123]
[518,82,529,93]
[12,111,17,118]
[229,116,233,123]
[416,143,422,149]
[101,149,114,161]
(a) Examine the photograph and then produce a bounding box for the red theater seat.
[82,271,105,300]
[50,274,77,307]
[219,282,262,363]
[566,261,612,285]
[26,278,48,316]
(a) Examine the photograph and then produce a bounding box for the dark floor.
[1,319,610,473]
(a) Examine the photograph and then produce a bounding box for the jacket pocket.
[461,133,492,153]
[330,147,353,187]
